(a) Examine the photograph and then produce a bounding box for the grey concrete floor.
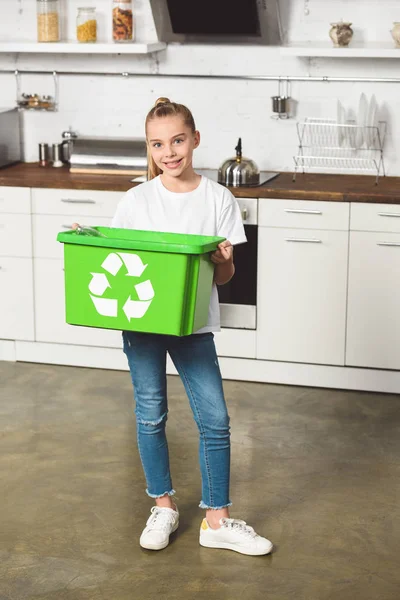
[0,361,400,600]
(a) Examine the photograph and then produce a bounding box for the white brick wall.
[0,0,400,174]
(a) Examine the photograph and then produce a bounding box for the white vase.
[390,22,400,48]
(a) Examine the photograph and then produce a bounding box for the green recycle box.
[56,227,225,336]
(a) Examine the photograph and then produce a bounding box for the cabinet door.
[0,187,31,214]
[34,259,122,348]
[0,257,34,341]
[0,213,32,257]
[256,228,348,365]
[346,231,400,370]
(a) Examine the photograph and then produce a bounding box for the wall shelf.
[281,42,400,59]
[0,41,166,54]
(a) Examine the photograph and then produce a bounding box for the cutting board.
[70,167,147,176]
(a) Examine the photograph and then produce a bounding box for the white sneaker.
[140,506,179,550]
[199,517,273,556]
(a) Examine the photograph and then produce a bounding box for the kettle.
[218,138,260,187]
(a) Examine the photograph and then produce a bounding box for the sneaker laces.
[220,518,258,539]
[147,506,177,532]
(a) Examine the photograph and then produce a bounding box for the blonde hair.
[145,97,196,180]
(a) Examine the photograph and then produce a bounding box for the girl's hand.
[71,223,80,230]
[211,240,233,265]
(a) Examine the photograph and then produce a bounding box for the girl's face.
[147,115,200,178]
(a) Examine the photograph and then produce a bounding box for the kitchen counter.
[1,163,400,203]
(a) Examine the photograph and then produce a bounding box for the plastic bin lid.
[57,227,225,255]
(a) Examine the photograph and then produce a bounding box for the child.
[100,98,272,555]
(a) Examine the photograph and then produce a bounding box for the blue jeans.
[122,331,231,509]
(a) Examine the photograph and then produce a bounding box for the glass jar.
[112,0,134,42]
[36,0,60,42]
[76,7,97,43]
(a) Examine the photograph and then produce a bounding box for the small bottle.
[36,0,60,42]
[77,7,97,43]
[112,0,134,42]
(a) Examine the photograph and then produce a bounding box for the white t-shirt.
[111,175,247,334]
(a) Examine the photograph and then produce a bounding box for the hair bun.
[155,97,171,107]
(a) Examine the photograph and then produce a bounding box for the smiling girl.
[110,97,273,556]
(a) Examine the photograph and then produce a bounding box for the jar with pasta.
[77,7,97,43]
[36,0,60,42]
[112,0,134,42]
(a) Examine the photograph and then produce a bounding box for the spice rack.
[15,70,59,112]
[293,118,387,184]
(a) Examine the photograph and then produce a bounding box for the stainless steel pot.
[218,138,260,187]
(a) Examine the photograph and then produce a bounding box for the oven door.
[218,198,258,330]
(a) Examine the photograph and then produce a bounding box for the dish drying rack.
[293,118,386,184]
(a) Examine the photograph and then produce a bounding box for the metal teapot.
[218,138,260,187]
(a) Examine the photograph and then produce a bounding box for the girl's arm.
[211,241,235,285]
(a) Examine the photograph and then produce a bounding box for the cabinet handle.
[241,208,248,221]
[377,242,400,247]
[61,198,96,204]
[378,212,400,218]
[284,208,322,215]
[285,237,322,243]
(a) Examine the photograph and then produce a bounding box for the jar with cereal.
[112,0,134,42]
[36,0,60,42]
[77,7,97,43]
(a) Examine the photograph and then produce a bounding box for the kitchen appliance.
[0,108,21,169]
[61,128,78,163]
[218,138,260,187]
[149,0,282,45]
[69,137,147,175]
[218,197,258,329]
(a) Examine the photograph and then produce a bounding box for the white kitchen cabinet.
[0,213,32,257]
[0,257,34,341]
[34,258,122,348]
[346,230,400,370]
[259,198,349,230]
[256,226,349,365]
[0,186,34,341]
[31,188,123,218]
[0,186,31,214]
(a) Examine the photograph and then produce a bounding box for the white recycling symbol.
[89,252,155,321]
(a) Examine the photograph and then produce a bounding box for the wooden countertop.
[1,163,400,203]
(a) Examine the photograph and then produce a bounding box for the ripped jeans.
[122,331,231,509]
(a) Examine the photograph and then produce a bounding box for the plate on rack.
[336,100,346,146]
[346,107,357,148]
[356,93,368,148]
[366,94,378,148]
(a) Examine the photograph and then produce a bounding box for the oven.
[218,197,258,330]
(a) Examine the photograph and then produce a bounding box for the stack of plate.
[336,94,379,149]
